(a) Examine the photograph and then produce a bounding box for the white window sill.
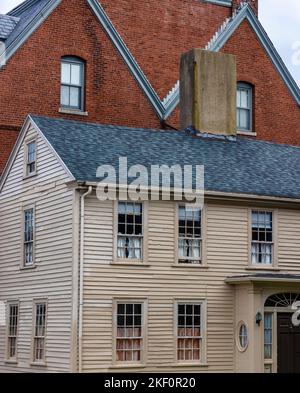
[4,360,18,365]
[30,362,47,367]
[111,261,150,267]
[171,362,208,368]
[172,263,208,269]
[59,107,88,116]
[109,363,146,369]
[246,266,280,271]
[20,265,36,271]
[237,130,257,137]
[23,172,37,180]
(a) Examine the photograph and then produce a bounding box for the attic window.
[237,83,253,132]
[61,56,85,111]
[25,140,36,176]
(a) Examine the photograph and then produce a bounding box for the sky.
[0,0,299,86]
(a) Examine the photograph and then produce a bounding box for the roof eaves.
[0,0,61,66]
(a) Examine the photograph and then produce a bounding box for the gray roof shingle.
[31,115,300,200]
[0,14,20,40]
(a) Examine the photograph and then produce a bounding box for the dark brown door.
[277,313,300,373]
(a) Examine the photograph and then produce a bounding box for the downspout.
[79,186,92,373]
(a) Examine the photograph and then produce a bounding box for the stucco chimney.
[180,49,237,136]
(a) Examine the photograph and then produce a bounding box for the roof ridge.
[8,0,41,17]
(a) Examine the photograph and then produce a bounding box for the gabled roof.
[0,14,20,41]
[10,114,298,201]
[1,1,299,119]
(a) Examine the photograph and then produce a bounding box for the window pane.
[61,85,70,107]
[61,62,71,84]
[238,108,250,129]
[71,64,81,85]
[70,86,80,108]
[240,89,249,108]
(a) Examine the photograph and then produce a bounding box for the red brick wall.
[0,0,299,174]
[232,0,258,15]
[222,20,300,146]
[0,129,18,172]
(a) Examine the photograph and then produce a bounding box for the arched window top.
[265,293,300,308]
[61,56,85,111]
[237,82,253,132]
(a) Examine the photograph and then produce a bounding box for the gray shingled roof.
[0,14,20,40]
[5,0,50,47]
[31,115,300,200]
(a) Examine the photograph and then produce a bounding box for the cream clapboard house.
[0,50,300,373]
[0,112,300,373]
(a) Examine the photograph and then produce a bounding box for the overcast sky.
[0,0,299,86]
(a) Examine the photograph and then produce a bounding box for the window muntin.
[61,57,84,110]
[26,141,36,176]
[177,303,202,362]
[117,202,143,260]
[116,302,143,363]
[251,211,273,265]
[7,303,19,360]
[24,208,34,267]
[178,206,202,264]
[33,303,47,363]
[237,83,252,131]
[264,313,273,360]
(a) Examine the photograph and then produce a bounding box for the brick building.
[0,0,299,174]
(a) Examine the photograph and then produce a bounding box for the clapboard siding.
[0,125,74,373]
[81,196,300,372]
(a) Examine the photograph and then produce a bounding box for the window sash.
[26,141,36,175]
[237,84,252,131]
[116,302,143,363]
[24,208,34,266]
[117,202,143,260]
[177,303,202,363]
[33,303,46,363]
[251,211,273,265]
[178,206,202,264]
[264,313,273,360]
[60,58,84,110]
[7,304,19,360]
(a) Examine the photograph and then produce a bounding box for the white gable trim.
[0,115,75,193]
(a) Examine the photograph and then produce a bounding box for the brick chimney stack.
[232,0,258,16]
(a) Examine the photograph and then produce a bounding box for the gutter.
[78,186,92,373]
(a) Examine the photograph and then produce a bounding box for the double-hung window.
[251,211,273,265]
[7,303,19,361]
[61,56,85,111]
[177,302,204,363]
[237,83,253,132]
[117,202,143,260]
[178,206,202,264]
[115,302,144,363]
[25,140,36,176]
[33,302,47,363]
[23,207,35,267]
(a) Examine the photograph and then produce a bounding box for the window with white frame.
[7,303,19,360]
[116,302,143,363]
[178,206,202,264]
[237,83,253,131]
[33,302,47,363]
[25,140,36,176]
[61,56,85,110]
[23,208,35,267]
[251,211,273,265]
[177,303,203,362]
[117,202,143,260]
[264,313,273,360]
